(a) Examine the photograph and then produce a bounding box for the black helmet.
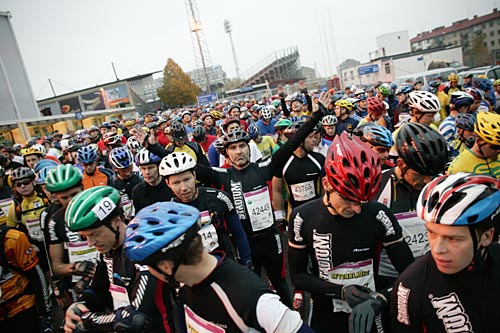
[221,129,250,149]
[170,121,187,141]
[396,123,448,176]
[192,125,206,143]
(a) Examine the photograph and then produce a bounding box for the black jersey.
[391,245,500,333]
[274,152,325,210]
[179,255,302,333]
[80,247,175,333]
[376,168,422,214]
[131,179,174,213]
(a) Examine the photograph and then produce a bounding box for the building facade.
[411,8,500,66]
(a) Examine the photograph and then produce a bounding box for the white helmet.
[408,91,441,113]
[260,106,273,120]
[321,115,338,126]
[126,136,142,151]
[159,152,196,177]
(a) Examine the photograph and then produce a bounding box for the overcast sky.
[1,0,496,99]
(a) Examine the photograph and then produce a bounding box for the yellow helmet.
[475,111,500,145]
[448,74,459,82]
[125,120,135,127]
[210,110,223,120]
[493,79,500,87]
[23,146,44,156]
[335,99,354,111]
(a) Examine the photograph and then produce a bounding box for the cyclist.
[321,115,337,142]
[77,145,113,190]
[356,97,387,128]
[0,226,51,331]
[195,99,328,308]
[255,106,278,136]
[448,111,500,177]
[376,123,448,289]
[393,85,413,127]
[274,118,293,147]
[131,148,174,212]
[158,152,252,268]
[443,73,462,96]
[108,147,141,219]
[356,124,395,170]
[288,132,414,333]
[391,173,500,332]
[124,201,314,333]
[438,91,474,146]
[63,186,175,333]
[334,99,358,135]
[248,124,276,161]
[449,113,477,157]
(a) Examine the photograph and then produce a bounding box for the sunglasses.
[15,179,33,187]
[489,144,500,151]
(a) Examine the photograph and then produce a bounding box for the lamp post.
[223,19,241,81]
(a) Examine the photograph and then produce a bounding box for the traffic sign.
[75,111,83,119]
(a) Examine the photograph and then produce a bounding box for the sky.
[1,0,497,100]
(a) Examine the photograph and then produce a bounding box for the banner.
[59,96,81,114]
[81,91,105,111]
[104,85,130,107]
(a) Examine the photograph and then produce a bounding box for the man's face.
[495,85,500,93]
[479,140,500,160]
[358,100,367,110]
[229,108,240,118]
[397,94,406,103]
[327,188,363,218]
[227,142,250,169]
[371,145,390,164]
[167,171,196,203]
[82,161,97,174]
[291,101,303,112]
[25,155,41,169]
[115,166,133,180]
[204,116,214,126]
[450,81,458,88]
[14,178,35,197]
[140,164,160,185]
[323,125,336,137]
[303,132,319,152]
[226,122,240,133]
[418,112,437,126]
[79,221,118,254]
[426,222,474,275]
[183,114,192,123]
[55,186,82,208]
[403,167,432,190]
[464,77,471,85]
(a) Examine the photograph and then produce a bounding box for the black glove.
[73,261,97,278]
[40,315,53,333]
[113,305,150,332]
[349,298,383,333]
[342,285,372,308]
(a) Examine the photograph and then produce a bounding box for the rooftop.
[410,8,500,44]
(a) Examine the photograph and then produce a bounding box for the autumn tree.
[157,58,201,107]
[463,33,493,68]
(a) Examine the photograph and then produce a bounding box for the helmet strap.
[105,221,121,250]
[324,191,338,215]
[466,225,488,272]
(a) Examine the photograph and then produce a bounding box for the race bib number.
[120,193,134,219]
[244,187,273,232]
[26,218,44,242]
[92,197,116,221]
[109,283,130,310]
[395,212,429,258]
[68,241,99,282]
[328,259,376,313]
[199,226,219,253]
[0,198,12,218]
[290,180,315,202]
[184,305,225,333]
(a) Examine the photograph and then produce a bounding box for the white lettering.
[431,292,473,332]
[293,213,304,242]
[313,230,333,280]
[230,181,247,221]
[397,282,411,325]
[376,210,395,236]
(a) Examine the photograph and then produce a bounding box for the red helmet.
[367,96,385,115]
[325,132,381,203]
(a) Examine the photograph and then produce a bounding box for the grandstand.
[240,46,304,87]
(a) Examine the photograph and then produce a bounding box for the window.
[492,31,495,37]
[490,21,494,28]
[492,40,496,47]
[385,63,391,74]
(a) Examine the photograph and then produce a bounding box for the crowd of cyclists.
[0,73,499,333]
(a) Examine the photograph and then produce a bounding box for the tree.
[463,33,493,68]
[157,58,201,107]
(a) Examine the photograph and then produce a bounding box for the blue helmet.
[77,145,98,163]
[34,159,59,174]
[124,202,201,265]
[109,147,133,169]
[135,148,161,166]
[36,165,58,185]
[247,124,260,140]
[455,113,476,131]
[361,124,394,148]
[395,85,414,95]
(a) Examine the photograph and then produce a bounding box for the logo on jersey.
[217,191,234,211]
[376,210,395,236]
[431,292,473,332]
[230,180,246,221]
[312,230,332,280]
[293,213,304,242]
[396,282,411,325]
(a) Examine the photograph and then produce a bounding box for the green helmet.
[46,164,83,193]
[272,100,281,108]
[378,84,390,97]
[65,186,122,232]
